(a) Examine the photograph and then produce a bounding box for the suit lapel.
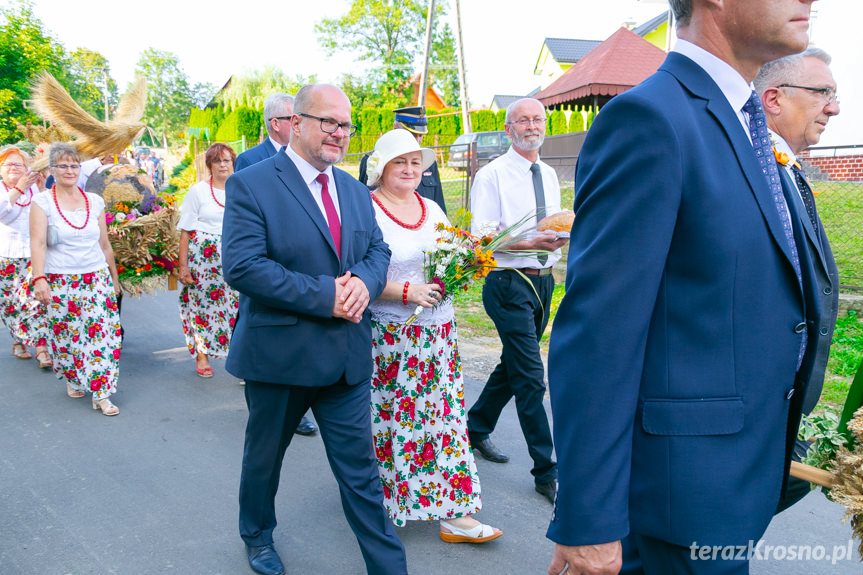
[778,168,829,273]
[274,153,340,260]
[662,53,797,273]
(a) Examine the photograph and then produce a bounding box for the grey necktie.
[530,163,548,266]
[791,164,819,234]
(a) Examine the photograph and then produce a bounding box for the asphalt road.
[0,289,858,574]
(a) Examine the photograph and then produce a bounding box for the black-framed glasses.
[507,117,547,127]
[777,84,839,104]
[296,112,357,137]
[51,164,81,170]
[211,158,233,165]
[270,115,293,121]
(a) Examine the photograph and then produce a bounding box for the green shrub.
[569,108,585,132]
[495,109,507,131]
[550,110,567,135]
[168,162,197,197]
[215,106,262,143]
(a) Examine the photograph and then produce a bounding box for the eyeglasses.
[507,117,547,127]
[51,164,82,171]
[1,162,25,169]
[211,158,233,165]
[777,84,839,104]
[297,113,357,137]
[270,115,293,122]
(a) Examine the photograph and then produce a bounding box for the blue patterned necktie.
[742,90,806,367]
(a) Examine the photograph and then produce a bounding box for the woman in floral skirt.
[176,143,239,378]
[30,143,122,416]
[367,130,501,543]
[0,146,51,369]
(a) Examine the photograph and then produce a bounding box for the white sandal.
[439,520,502,543]
[92,398,119,416]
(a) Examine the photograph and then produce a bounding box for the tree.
[429,22,459,107]
[0,0,66,144]
[135,48,196,146]
[66,48,119,121]
[315,0,457,108]
[216,66,313,110]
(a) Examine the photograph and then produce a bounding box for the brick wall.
[799,152,863,182]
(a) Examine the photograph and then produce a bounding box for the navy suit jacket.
[222,152,390,386]
[547,52,820,548]
[778,166,839,415]
[234,140,278,172]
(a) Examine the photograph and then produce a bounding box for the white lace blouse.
[369,194,455,326]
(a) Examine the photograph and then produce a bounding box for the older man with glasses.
[755,47,840,515]
[466,97,569,505]
[234,93,295,173]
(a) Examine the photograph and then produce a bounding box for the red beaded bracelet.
[30,275,48,288]
[402,281,410,305]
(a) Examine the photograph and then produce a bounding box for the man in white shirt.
[466,97,568,505]
[756,47,840,514]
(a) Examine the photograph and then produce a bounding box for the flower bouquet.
[404,210,544,326]
[105,187,181,296]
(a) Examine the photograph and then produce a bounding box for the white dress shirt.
[285,144,341,222]
[770,130,806,203]
[176,180,227,236]
[469,146,562,269]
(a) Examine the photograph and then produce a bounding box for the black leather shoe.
[535,479,557,504]
[470,437,509,463]
[295,416,318,436]
[246,544,285,575]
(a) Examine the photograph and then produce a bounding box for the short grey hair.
[49,143,79,166]
[263,93,295,136]
[505,98,544,123]
[669,0,691,26]
[754,48,832,96]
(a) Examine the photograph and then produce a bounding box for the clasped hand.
[333,272,370,323]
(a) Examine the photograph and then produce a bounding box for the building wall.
[801,154,863,182]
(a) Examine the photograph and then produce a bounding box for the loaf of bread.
[536,210,574,233]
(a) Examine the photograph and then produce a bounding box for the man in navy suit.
[546,1,819,573]
[755,47,840,514]
[231,91,318,437]
[223,84,406,575]
[233,93,294,172]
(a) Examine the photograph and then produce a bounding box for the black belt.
[511,267,553,277]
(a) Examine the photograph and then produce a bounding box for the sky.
[4,0,860,147]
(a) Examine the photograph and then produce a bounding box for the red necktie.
[315,173,341,258]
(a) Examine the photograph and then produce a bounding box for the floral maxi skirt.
[178,230,238,358]
[46,268,121,400]
[370,319,482,526]
[0,256,48,348]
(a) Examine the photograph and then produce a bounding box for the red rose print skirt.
[370,319,482,525]
[45,268,121,399]
[178,230,238,358]
[0,257,48,348]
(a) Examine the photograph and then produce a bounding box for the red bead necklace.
[3,181,31,207]
[210,177,225,208]
[51,185,90,230]
[371,191,426,230]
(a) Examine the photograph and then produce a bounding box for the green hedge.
[215,106,262,143]
[549,110,567,135]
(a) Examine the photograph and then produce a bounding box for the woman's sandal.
[35,349,52,369]
[66,384,85,399]
[196,366,214,378]
[12,343,32,360]
[92,398,119,416]
[439,520,503,543]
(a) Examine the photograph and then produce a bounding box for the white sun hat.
[366,128,435,187]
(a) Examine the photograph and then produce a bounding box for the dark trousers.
[467,269,557,483]
[622,533,749,575]
[238,379,407,574]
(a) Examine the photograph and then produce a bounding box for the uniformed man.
[359,106,447,214]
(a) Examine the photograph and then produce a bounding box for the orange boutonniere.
[772,146,802,170]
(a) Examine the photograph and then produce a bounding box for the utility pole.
[102,69,109,121]
[453,0,471,134]
[418,0,436,108]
